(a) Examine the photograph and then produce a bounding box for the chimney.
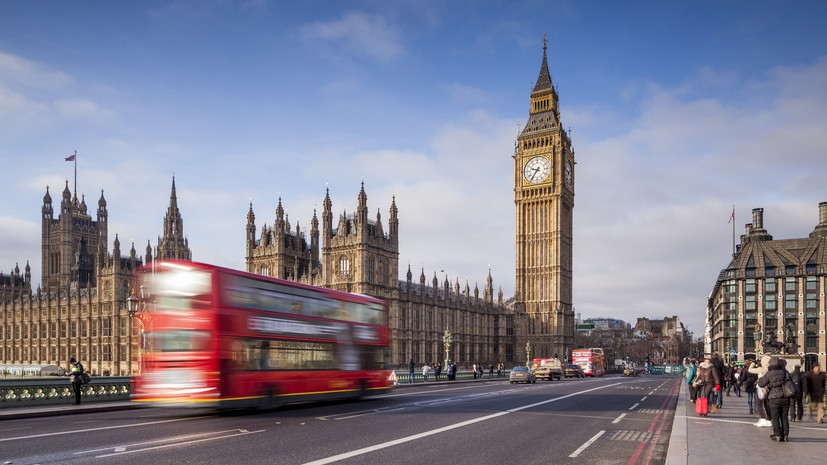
[811,201,827,238]
[752,208,764,230]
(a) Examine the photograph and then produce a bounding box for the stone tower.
[153,177,192,262]
[41,181,108,291]
[514,38,575,360]
[246,196,316,282]
[321,183,399,300]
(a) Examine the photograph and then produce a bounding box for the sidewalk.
[666,381,827,464]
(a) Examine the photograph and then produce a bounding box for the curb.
[664,380,688,465]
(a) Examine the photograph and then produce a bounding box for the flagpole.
[73,150,77,196]
[731,205,736,260]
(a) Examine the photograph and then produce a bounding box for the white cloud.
[299,12,404,62]
[571,57,827,335]
[0,50,74,89]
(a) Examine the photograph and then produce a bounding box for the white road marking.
[640,396,648,401]
[0,416,201,443]
[303,382,622,465]
[612,413,626,424]
[75,429,255,455]
[569,430,605,457]
[629,403,639,410]
[95,429,265,458]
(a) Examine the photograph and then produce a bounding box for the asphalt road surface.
[0,374,680,465]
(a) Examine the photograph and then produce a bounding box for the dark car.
[564,364,585,378]
[509,366,536,384]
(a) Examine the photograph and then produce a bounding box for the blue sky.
[2,1,826,337]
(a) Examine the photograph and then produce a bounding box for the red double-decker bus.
[131,260,393,409]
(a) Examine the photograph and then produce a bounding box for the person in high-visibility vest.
[68,357,85,405]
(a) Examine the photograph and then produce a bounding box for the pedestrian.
[709,352,725,409]
[685,359,698,403]
[67,357,85,405]
[497,363,503,378]
[803,363,826,423]
[696,357,720,416]
[789,365,805,422]
[749,354,774,427]
[739,360,758,414]
[447,363,455,381]
[408,358,415,384]
[757,357,791,442]
[422,363,430,382]
[434,362,441,381]
[472,363,477,379]
[489,364,494,379]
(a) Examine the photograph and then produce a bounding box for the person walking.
[709,352,725,409]
[749,354,773,427]
[788,365,805,422]
[408,358,415,384]
[758,357,791,442]
[686,359,698,403]
[740,360,759,414]
[422,363,430,382]
[804,363,826,423]
[67,357,85,405]
[434,362,441,382]
[696,357,720,416]
[489,364,494,379]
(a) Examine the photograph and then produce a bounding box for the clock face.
[524,156,551,184]
[565,160,573,187]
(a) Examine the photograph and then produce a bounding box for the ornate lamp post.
[127,291,151,376]
[526,340,531,368]
[443,328,453,369]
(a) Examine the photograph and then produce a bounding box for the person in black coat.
[758,357,791,442]
[709,353,725,408]
[788,365,805,422]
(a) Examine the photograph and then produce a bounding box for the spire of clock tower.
[533,34,553,93]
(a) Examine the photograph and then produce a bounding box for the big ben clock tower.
[514,37,575,361]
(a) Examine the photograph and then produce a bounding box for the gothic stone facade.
[706,203,827,371]
[246,184,517,367]
[0,179,191,375]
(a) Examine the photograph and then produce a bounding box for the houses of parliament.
[1,42,575,373]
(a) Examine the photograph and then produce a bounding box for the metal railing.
[0,377,131,408]
[393,370,511,383]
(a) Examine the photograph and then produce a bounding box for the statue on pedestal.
[761,330,786,355]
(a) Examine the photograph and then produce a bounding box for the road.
[0,374,680,465]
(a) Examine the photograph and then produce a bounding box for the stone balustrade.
[0,377,131,408]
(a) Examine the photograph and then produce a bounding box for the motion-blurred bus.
[131,261,393,408]
[571,348,605,377]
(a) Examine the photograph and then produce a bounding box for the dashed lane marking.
[569,430,605,458]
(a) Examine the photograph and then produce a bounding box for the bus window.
[150,330,210,352]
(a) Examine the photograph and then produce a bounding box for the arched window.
[339,256,350,276]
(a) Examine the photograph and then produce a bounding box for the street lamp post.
[442,328,453,369]
[526,340,531,368]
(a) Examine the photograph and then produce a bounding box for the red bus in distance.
[131,260,393,409]
[571,348,605,377]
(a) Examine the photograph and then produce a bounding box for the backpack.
[81,372,91,384]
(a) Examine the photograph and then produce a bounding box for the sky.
[1,1,826,338]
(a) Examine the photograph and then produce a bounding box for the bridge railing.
[0,377,131,408]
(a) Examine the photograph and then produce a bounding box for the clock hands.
[531,167,541,181]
